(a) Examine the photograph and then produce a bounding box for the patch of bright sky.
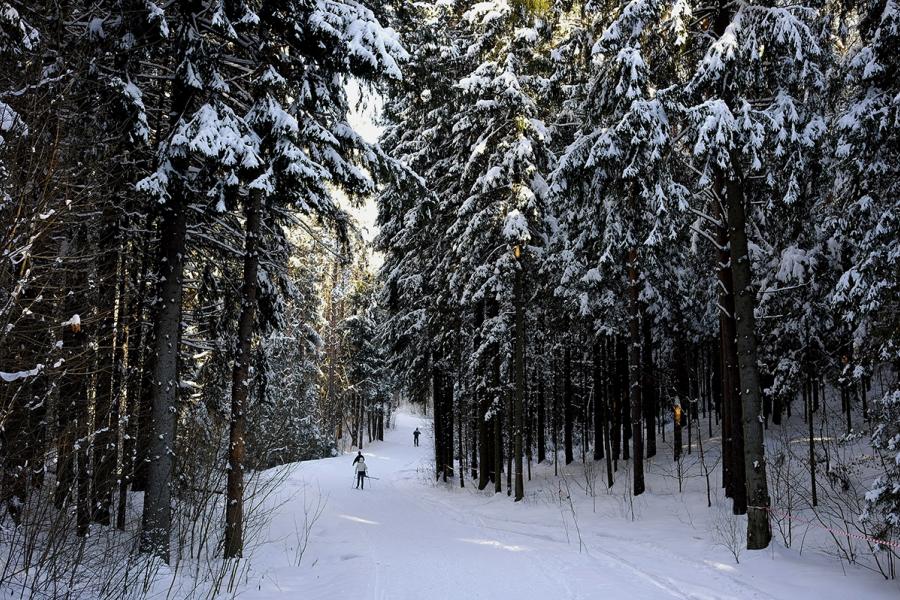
[287,81,383,272]
[345,79,382,245]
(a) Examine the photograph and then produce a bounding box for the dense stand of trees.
[0,0,402,592]
[378,0,898,556]
[322,252,394,451]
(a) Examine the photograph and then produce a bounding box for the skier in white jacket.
[354,455,368,489]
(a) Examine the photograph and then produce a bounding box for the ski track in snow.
[240,413,899,600]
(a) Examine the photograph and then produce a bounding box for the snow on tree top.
[464,1,510,26]
[311,0,408,80]
[503,209,530,242]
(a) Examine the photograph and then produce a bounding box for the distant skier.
[413,428,421,447]
[355,455,368,489]
[352,450,363,466]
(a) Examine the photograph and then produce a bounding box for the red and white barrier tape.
[750,505,900,550]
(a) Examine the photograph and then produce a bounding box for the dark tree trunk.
[492,300,503,492]
[688,347,694,454]
[617,338,630,461]
[641,313,656,458]
[563,346,574,465]
[493,396,503,494]
[109,251,129,489]
[444,376,454,481]
[537,367,546,464]
[762,372,772,426]
[861,378,868,421]
[843,379,852,435]
[458,390,465,488]
[711,339,722,427]
[813,377,820,412]
[674,337,686,462]
[139,187,188,562]
[610,339,621,464]
[116,244,149,520]
[580,353,589,465]
[603,338,614,487]
[525,384,533,481]
[513,253,525,500]
[627,248,645,495]
[552,357,559,476]
[224,191,261,559]
[60,228,92,536]
[592,339,603,461]
[725,172,772,550]
[772,379,783,426]
[475,302,491,489]
[471,407,479,480]
[478,398,491,489]
[705,347,713,438]
[433,358,444,481]
[506,386,512,495]
[808,376,818,507]
[130,318,155,493]
[92,208,121,525]
[717,207,747,515]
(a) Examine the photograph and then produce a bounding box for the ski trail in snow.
[240,413,899,600]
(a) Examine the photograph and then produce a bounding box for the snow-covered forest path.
[241,413,897,600]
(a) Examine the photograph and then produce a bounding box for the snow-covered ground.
[238,412,899,599]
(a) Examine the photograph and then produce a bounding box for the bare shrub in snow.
[711,503,745,564]
[290,486,327,566]
[768,426,802,548]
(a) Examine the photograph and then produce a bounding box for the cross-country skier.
[355,455,368,489]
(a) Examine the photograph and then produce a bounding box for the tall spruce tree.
[679,0,830,548]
